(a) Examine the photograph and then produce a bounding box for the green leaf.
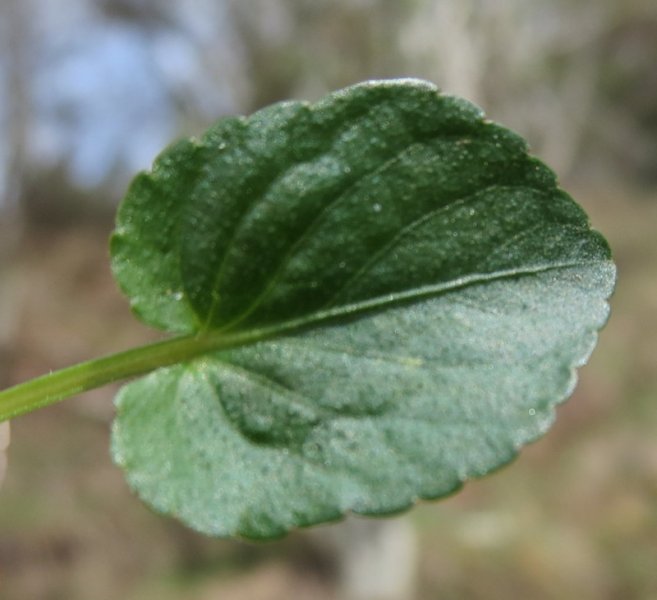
[110,79,615,539]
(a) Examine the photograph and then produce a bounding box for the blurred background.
[0,0,656,598]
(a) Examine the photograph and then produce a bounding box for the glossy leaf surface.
[110,79,615,538]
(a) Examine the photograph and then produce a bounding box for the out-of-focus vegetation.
[0,0,655,598]
[2,0,656,202]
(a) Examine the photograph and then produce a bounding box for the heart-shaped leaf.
[110,79,615,539]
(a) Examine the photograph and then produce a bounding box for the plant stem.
[0,329,261,421]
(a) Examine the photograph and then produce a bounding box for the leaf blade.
[110,79,615,539]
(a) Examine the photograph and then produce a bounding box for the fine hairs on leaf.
[0,79,615,540]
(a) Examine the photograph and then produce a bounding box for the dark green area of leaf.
[110,79,615,539]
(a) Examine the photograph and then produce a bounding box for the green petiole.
[0,330,254,422]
